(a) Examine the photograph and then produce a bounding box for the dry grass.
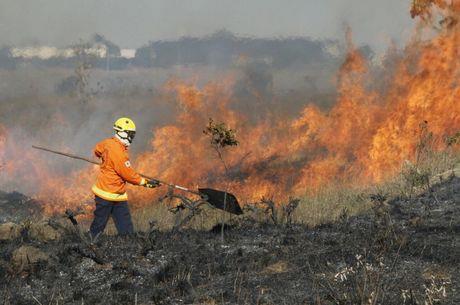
[128,187,370,232]
[127,184,375,233]
[92,147,460,235]
[132,201,176,232]
[131,200,228,232]
[293,186,372,227]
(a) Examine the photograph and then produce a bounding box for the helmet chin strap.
[115,132,131,147]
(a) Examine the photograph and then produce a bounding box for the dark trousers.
[90,196,134,237]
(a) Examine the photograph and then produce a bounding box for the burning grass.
[131,144,460,231]
[1,2,460,304]
[118,151,458,238]
[1,3,460,215]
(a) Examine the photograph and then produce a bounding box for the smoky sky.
[0,0,414,50]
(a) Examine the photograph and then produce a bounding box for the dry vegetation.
[0,123,458,304]
[1,153,459,304]
[23,123,454,239]
[0,37,459,303]
[126,126,460,233]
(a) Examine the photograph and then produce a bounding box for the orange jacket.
[92,137,145,201]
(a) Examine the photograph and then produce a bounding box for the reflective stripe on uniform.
[92,185,128,201]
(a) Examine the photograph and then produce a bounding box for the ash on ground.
[0,177,459,305]
[0,191,42,223]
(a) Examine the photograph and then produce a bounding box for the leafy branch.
[203,118,238,242]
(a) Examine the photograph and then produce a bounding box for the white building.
[10,46,136,59]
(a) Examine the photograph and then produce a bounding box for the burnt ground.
[0,176,459,305]
[0,191,42,223]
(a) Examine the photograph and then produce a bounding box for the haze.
[0,0,414,50]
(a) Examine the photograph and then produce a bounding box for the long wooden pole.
[31,145,201,196]
[32,145,100,166]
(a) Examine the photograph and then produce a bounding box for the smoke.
[0,32,343,153]
[0,0,413,50]
[1,2,459,215]
[0,42,337,206]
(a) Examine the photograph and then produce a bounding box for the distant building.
[120,49,136,59]
[9,46,135,59]
[11,46,74,59]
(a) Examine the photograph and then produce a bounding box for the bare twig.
[31,295,43,305]
[160,192,207,231]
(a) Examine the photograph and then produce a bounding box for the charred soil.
[0,176,459,305]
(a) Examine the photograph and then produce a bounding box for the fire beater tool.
[32,145,243,215]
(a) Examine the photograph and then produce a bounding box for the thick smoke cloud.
[0,0,422,206]
[0,0,413,51]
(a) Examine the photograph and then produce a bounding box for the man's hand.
[144,179,161,188]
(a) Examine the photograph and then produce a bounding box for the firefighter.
[90,117,159,237]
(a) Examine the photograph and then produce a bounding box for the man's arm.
[113,155,145,186]
[94,141,104,158]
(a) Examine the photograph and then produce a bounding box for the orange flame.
[134,12,460,204]
[0,125,97,214]
[0,4,459,214]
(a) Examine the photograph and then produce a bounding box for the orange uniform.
[92,137,145,201]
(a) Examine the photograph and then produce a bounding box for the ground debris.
[0,191,42,223]
[0,176,459,304]
[10,245,49,271]
[0,222,21,240]
[28,220,61,242]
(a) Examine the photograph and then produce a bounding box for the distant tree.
[70,40,95,103]
[0,46,16,69]
[92,33,121,57]
[133,30,335,69]
[133,44,157,67]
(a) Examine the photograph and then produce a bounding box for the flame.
[0,125,96,214]
[409,0,460,20]
[0,3,459,214]
[134,10,460,203]
[0,125,6,169]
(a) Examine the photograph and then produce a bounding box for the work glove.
[144,179,161,188]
